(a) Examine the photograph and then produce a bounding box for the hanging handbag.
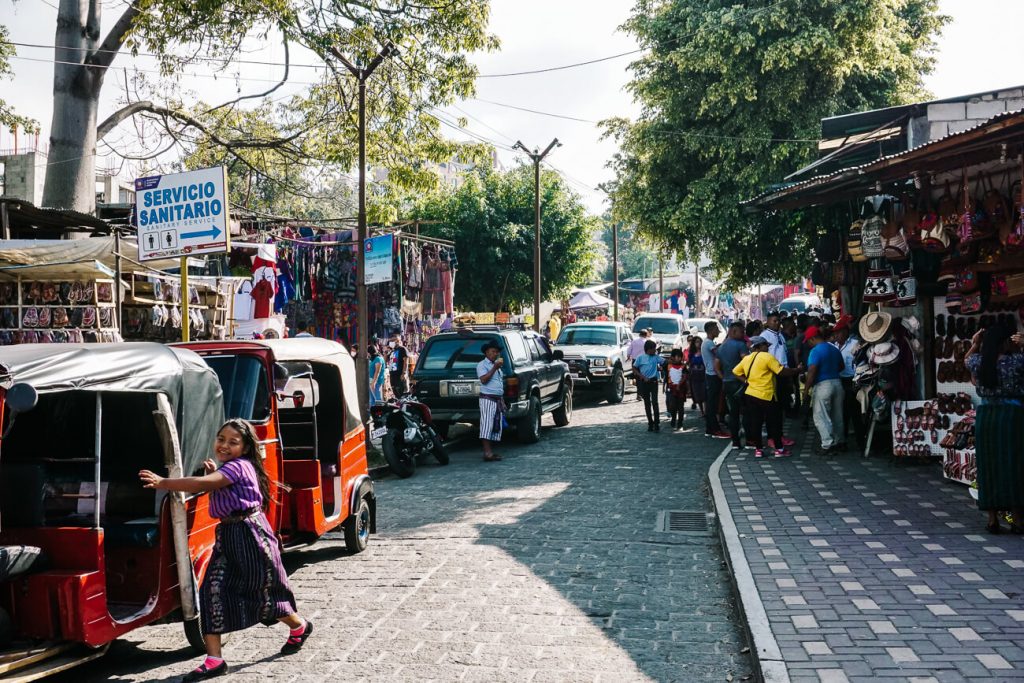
[864,265,897,304]
[960,291,983,315]
[895,270,917,307]
[902,192,922,248]
[733,352,761,398]
[861,199,886,259]
[848,219,866,262]
[1009,158,1024,253]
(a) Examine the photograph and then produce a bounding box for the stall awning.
[0,237,180,281]
[745,108,1024,211]
[568,290,613,310]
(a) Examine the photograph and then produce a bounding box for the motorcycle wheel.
[429,428,450,465]
[381,430,417,478]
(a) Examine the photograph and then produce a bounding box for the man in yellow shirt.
[547,313,561,341]
[732,336,802,458]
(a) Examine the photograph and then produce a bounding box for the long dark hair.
[219,418,272,510]
[979,324,1013,391]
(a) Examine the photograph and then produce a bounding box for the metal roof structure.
[0,197,111,237]
[745,108,1024,211]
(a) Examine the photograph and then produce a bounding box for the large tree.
[412,166,599,313]
[606,0,946,287]
[38,0,496,213]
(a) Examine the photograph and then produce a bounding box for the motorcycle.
[369,396,449,478]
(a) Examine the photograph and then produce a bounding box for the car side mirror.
[2,383,38,439]
[552,349,564,361]
[277,390,306,408]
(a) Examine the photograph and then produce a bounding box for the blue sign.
[364,235,393,285]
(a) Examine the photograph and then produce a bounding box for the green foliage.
[597,216,666,282]
[411,166,600,313]
[606,0,946,287]
[125,1,498,209]
[0,27,39,134]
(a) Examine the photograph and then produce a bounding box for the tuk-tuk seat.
[0,545,46,581]
[101,485,160,548]
[103,521,160,548]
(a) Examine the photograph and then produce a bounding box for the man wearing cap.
[732,335,802,458]
[831,315,865,449]
[803,326,846,453]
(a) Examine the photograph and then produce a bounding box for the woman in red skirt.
[139,419,313,680]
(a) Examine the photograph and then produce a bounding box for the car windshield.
[633,317,679,334]
[556,327,617,346]
[204,354,271,422]
[779,300,807,312]
[418,338,492,371]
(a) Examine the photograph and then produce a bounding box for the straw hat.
[858,311,893,343]
[869,341,900,366]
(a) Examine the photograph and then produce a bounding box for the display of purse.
[930,182,958,254]
[848,219,866,262]
[895,270,917,306]
[901,192,922,248]
[863,264,897,303]
[960,290,983,314]
[953,268,978,294]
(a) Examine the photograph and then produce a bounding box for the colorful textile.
[974,403,1024,510]
[966,353,1024,398]
[479,395,505,441]
[200,512,297,634]
[209,459,263,519]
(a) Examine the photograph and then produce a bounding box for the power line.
[472,98,597,124]
[477,49,643,78]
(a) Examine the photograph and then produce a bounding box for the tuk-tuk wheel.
[344,496,372,553]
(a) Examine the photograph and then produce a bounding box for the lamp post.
[330,42,395,413]
[513,139,560,332]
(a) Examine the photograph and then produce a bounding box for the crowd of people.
[628,310,864,459]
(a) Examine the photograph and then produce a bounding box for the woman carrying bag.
[732,336,802,459]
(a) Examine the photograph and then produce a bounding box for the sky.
[3,0,1024,214]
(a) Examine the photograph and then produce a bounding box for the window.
[556,327,617,346]
[505,333,529,363]
[621,329,632,345]
[633,317,681,334]
[204,355,271,423]
[419,338,495,371]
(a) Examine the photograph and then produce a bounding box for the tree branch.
[89,1,142,69]
[205,28,291,115]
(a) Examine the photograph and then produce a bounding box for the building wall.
[0,151,47,204]
[916,88,1024,146]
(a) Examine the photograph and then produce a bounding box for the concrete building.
[0,149,47,205]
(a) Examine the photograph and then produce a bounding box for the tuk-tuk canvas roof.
[257,338,364,434]
[0,343,224,475]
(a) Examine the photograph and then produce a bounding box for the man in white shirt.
[477,341,506,462]
[762,312,795,417]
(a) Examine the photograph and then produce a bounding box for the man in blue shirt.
[701,321,729,439]
[634,339,666,432]
[803,327,846,452]
[717,323,748,449]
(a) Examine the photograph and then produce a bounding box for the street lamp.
[513,139,560,332]
[329,42,395,413]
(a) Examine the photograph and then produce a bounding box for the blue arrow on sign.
[180,225,222,240]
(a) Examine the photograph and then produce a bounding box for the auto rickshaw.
[177,338,375,550]
[0,343,225,681]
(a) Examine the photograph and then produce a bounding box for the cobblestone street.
[64,393,752,682]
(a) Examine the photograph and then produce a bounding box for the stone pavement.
[62,393,751,682]
[712,424,1024,683]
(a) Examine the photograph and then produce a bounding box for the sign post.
[134,166,230,341]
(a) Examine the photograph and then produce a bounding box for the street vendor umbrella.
[568,290,613,310]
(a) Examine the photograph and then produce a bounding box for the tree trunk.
[42,0,106,213]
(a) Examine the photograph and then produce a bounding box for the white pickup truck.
[554,322,634,404]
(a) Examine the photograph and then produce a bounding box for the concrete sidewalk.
[711,428,1024,683]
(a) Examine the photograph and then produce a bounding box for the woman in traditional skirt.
[139,419,313,680]
[965,325,1024,534]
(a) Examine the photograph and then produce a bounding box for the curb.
[708,444,791,683]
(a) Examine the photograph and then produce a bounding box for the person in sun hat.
[803,326,846,454]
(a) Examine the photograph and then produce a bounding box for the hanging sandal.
[281,620,314,655]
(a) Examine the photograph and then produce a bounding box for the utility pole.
[330,42,395,414]
[694,262,700,317]
[612,222,619,322]
[513,139,560,332]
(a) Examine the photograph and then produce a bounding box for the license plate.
[370,426,387,439]
[450,383,475,396]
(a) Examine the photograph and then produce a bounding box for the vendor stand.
[747,106,1024,480]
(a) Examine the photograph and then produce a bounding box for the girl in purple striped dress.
[139,419,312,681]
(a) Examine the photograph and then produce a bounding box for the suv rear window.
[557,327,617,346]
[418,338,495,371]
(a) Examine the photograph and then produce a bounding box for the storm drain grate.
[656,510,716,535]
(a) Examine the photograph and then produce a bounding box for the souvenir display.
[0,278,122,345]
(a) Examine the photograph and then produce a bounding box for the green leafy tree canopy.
[412,166,599,313]
[606,0,946,287]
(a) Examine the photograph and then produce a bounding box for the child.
[139,419,313,680]
[665,348,687,430]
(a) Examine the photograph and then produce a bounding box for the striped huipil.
[201,458,297,635]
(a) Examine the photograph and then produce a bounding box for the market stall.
[747,107,1024,475]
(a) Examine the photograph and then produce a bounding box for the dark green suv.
[412,327,573,442]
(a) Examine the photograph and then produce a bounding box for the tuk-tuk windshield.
[204,355,271,423]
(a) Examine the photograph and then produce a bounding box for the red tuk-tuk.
[178,338,375,550]
[0,343,225,680]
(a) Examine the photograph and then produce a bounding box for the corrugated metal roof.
[744,107,1024,209]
